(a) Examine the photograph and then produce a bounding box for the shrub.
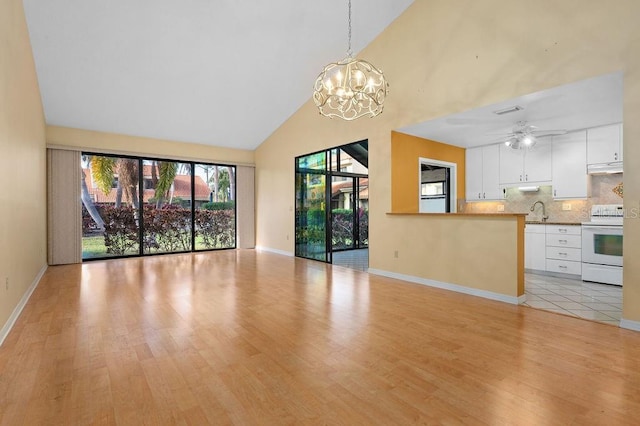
[143,205,192,252]
[101,205,139,255]
[202,201,235,211]
[195,209,235,249]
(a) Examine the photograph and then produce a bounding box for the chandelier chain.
[347,0,352,57]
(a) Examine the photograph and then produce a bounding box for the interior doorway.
[295,141,369,270]
[419,157,457,213]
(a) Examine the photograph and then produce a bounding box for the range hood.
[587,162,623,175]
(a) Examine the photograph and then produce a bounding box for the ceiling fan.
[492,121,567,149]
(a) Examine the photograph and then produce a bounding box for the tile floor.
[524,273,622,326]
[332,248,369,272]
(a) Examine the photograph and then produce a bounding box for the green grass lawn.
[82,234,231,259]
[82,235,110,259]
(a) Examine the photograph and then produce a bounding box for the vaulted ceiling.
[24,0,414,150]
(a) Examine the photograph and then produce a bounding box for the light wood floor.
[1,250,640,425]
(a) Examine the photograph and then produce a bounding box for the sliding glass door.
[194,164,236,250]
[142,160,192,254]
[81,153,236,260]
[294,142,369,264]
[81,154,141,259]
[295,153,329,262]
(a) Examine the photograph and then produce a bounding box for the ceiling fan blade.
[531,129,567,136]
[445,117,510,126]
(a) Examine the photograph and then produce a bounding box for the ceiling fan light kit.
[502,121,566,150]
[313,0,388,120]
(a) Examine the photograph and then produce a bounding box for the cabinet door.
[465,147,483,200]
[552,130,587,199]
[499,144,524,184]
[482,144,501,200]
[587,124,621,164]
[524,137,552,182]
[525,225,546,271]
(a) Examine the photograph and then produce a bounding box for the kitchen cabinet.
[465,144,501,201]
[499,137,552,185]
[525,224,546,271]
[587,123,623,164]
[526,224,582,276]
[551,130,588,199]
[545,225,582,276]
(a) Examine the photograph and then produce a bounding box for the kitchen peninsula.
[372,212,528,305]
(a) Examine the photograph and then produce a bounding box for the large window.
[81,153,236,260]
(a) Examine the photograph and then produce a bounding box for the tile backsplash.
[461,174,623,223]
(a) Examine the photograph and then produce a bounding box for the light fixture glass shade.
[313,56,388,120]
[505,133,537,149]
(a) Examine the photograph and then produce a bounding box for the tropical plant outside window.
[81,154,236,260]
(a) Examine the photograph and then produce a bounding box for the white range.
[581,204,624,286]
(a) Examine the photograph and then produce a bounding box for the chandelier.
[313,0,389,120]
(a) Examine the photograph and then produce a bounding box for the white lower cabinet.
[525,224,546,270]
[525,224,581,276]
[545,225,581,276]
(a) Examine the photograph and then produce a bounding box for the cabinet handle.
[519,174,522,182]
[483,192,486,199]
[525,174,528,181]
[478,192,481,199]
[558,265,568,269]
[554,189,557,197]
[559,252,568,256]
[615,152,618,161]
[559,239,568,244]
[559,229,567,233]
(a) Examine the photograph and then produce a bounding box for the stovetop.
[583,204,624,226]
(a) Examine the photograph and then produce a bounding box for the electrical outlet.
[562,203,572,211]
[394,250,399,258]
[497,204,505,212]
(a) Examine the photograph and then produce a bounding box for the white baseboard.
[0,264,48,347]
[368,268,523,305]
[620,319,640,332]
[255,246,294,257]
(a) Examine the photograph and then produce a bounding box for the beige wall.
[47,126,255,166]
[379,214,524,298]
[255,0,640,321]
[0,0,47,331]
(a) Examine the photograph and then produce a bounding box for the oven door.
[581,225,623,266]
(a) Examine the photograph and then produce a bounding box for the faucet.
[530,201,549,222]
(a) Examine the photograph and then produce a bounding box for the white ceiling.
[23,0,413,150]
[399,72,623,148]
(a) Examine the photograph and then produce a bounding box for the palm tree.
[81,165,105,231]
[211,165,219,202]
[228,166,235,201]
[151,161,178,208]
[89,156,139,208]
[218,168,230,202]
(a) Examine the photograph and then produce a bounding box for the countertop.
[387,212,527,218]
[525,221,582,226]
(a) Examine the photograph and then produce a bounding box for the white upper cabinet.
[482,144,501,200]
[466,146,483,201]
[499,137,552,184]
[465,144,501,201]
[552,130,588,199]
[587,123,623,164]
